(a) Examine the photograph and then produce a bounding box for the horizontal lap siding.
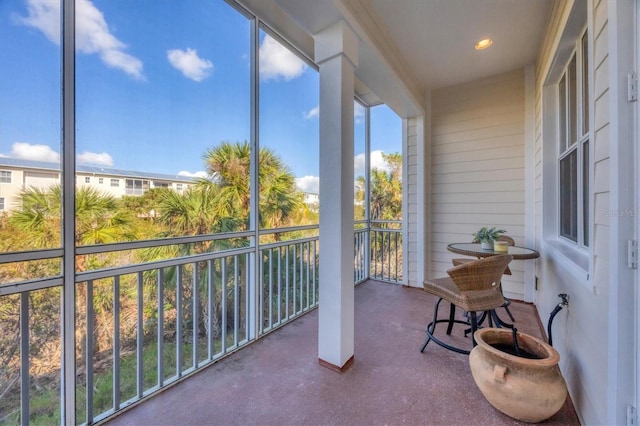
[430,69,526,299]
[531,0,610,423]
[580,3,609,420]
[405,117,419,286]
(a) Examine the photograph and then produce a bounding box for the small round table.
[447,243,540,260]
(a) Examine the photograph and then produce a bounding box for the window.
[84,176,90,183]
[0,170,12,183]
[98,178,104,184]
[0,197,4,211]
[557,29,589,247]
[110,179,120,187]
[176,183,183,192]
[125,179,149,195]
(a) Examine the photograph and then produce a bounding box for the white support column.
[315,21,358,371]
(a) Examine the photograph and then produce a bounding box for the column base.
[318,355,354,373]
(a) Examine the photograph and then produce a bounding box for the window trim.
[0,170,12,183]
[125,178,149,195]
[556,27,590,250]
[542,17,592,285]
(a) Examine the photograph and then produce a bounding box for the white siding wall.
[0,169,26,210]
[430,69,527,299]
[405,117,419,286]
[533,1,610,424]
[0,166,192,211]
[403,114,428,288]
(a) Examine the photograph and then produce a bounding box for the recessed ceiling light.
[475,38,493,50]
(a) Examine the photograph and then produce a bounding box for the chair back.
[497,235,515,246]
[446,254,513,293]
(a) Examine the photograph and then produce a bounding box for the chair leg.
[469,311,478,347]
[465,310,488,337]
[420,298,443,352]
[446,303,456,335]
[421,299,479,355]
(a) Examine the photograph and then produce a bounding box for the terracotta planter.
[469,328,567,423]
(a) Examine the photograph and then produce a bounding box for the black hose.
[547,293,569,346]
[511,327,521,356]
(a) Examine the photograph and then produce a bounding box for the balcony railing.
[0,221,402,425]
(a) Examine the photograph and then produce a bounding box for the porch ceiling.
[240,0,553,117]
[367,0,554,90]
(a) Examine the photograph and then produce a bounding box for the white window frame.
[541,15,591,284]
[0,170,12,183]
[110,178,120,187]
[125,178,149,195]
[557,28,589,249]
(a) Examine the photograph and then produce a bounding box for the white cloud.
[370,150,390,171]
[6,142,60,163]
[178,170,208,179]
[303,106,319,120]
[77,151,113,166]
[167,48,214,82]
[18,0,144,79]
[295,175,319,194]
[4,143,116,166]
[354,150,389,178]
[259,35,307,81]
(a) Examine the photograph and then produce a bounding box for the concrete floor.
[107,280,579,426]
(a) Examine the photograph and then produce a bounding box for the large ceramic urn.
[469,328,567,423]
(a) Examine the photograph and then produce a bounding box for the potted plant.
[473,226,506,249]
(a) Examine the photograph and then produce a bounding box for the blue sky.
[0,0,401,194]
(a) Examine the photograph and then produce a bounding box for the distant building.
[0,157,196,212]
[303,192,319,211]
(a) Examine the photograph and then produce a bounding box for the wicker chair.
[419,254,513,355]
[451,234,516,321]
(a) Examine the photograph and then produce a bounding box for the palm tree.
[159,183,218,238]
[364,153,402,220]
[203,142,251,222]
[10,185,137,260]
[140,182,234,342]
[203,141,300,234]
[9,185,61,249]
[74,186,137,248]
[8,185,138,366]
[356,152,402,221]
[144,142,302,342]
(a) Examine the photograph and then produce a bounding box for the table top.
[447,243,540,260]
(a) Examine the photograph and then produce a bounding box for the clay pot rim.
[473,327,560,366]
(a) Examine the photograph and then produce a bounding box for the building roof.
[0,157,197,182]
